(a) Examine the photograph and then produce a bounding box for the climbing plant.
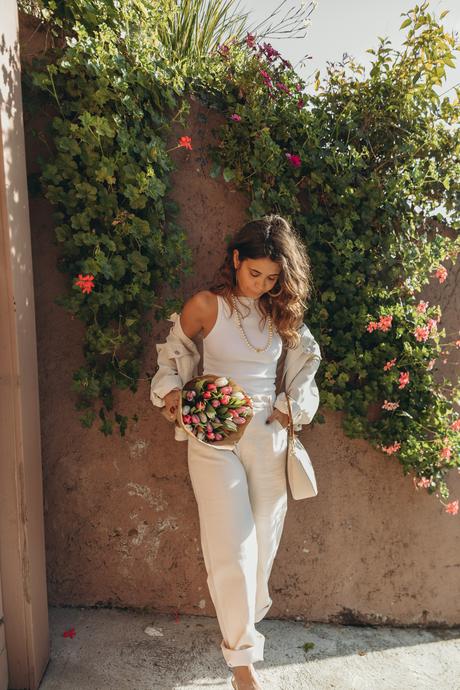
[192,4,460,513]
[20,0,460,513]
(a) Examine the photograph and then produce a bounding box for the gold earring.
[267,285,282,297]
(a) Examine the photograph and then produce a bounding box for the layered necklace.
[231,294,273,353]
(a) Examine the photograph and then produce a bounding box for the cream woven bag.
[285,394,318,500]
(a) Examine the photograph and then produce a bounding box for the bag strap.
[285,393,295,442]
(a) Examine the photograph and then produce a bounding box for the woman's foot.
[231,664,263,690]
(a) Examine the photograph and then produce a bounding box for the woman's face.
[233,250,281,298]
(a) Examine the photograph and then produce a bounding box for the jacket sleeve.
[149,339,183,408]
[274,326,322,429]
[149,312,199,408]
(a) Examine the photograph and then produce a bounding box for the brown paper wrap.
[176,374,254,447]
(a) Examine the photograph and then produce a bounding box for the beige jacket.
[150,311,322,441]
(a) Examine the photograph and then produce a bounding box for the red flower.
[178,136,192,150]
[75,274,95,294]
[63,627,76,639]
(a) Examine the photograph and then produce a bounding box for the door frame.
[0,1,50,688]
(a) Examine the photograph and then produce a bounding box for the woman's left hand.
[266,409,290,429]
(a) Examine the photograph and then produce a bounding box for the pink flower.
[445,500,459,515]
[285,152,301,167]
[416,300,429,313]
[206,432,216,440]
[384,358,397,371]
[297,98,305,109]
[260,42,280,61]
[183,415,192,424]
[233,416,246,425]
[455,340,460,348]
[220,394,230,405]
[220,386,233,395]
[259,69,273,88]
[427,318,438,332]
[378,315,393,332]
[435,265,448,283]
[191,414,200,424]
[414,476,431,489]
[246,33,256,48]
[186,390,196,401]
[215,433,223,441]
[211,399,220,407]
[367,315,392,333]
[295,82,303,92]
[203,391,212,399]
[414,326,430,342]
[427,359,436,370]
[449,419,460,432]
[398,371,410,389]
[195,401,205,410]
[381,441,401,455]
[276,81,291,95]
[439,446,452,460]
[382,400,399,411]
[231,113,242,122]
[206,383,217,391]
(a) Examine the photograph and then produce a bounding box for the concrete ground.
[38,606,460,690]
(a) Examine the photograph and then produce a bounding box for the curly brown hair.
[208,214,314,349]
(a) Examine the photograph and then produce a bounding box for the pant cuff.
[220,632,265,668]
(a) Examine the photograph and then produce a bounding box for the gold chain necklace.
[231,294,273,353]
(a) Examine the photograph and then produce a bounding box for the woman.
[150,214,322,690]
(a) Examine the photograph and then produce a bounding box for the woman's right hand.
[163,388,181,422]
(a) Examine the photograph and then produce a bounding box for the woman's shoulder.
[186,290,218,314]
[181,290,218,338]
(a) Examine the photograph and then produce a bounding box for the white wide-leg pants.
[187,391,289,668]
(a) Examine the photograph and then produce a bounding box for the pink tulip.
[211,399,220,407]
[233,417,246,425]
[220,386,233,395]
[206,383,217,391]
[221,394,230,405]
[191,414,200,424]
[203,391,212,399]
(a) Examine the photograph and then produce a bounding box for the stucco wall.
[21,14,460,626]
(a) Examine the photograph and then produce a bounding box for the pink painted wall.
[21,14,460,625]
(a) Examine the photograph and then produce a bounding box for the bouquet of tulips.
[177,375,254,446]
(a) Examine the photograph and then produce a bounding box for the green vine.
[23,5,195,436]
[191,4,460,512]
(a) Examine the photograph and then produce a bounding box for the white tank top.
[203,294,283,396]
